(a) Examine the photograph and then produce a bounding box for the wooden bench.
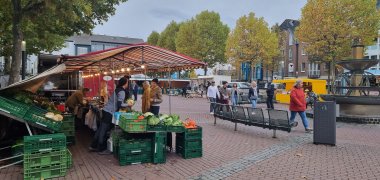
[213,103,292,138]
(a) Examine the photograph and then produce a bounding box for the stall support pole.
[25,122,32,136]
[168,68,172,115]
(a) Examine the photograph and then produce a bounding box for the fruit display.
[184,119,197,129]
[45,112,64,122]
[126,99,135,106]
[14,91,60,114]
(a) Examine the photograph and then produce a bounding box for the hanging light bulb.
[127,67,131,71]
[90,75,93,77]
[111,70,115,74]
[141,65,145,69]
[121,68,125,72]
[104,72,107,75]
[116,70,120,73]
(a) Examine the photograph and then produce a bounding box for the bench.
[213,103,292,138]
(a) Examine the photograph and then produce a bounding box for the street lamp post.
[280,61,285,79]
[21,40,26,80]
[295,41,299,78]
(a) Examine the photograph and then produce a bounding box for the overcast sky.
[93,0,307,41]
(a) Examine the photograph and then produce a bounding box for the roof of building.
[67,34,144,45]
[280,19,300,31]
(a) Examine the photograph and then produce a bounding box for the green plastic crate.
[153,132,167,164]
[24,133,66,153]
[11,140,24,163]
[119,153,152,166]
[66,136,75,145]
[24,106,63,131]
[176,146,202,159]
[60,130,75,137]
[118,138,152,155]
[177,126,202,140]
[167,126,185,133]
[119,118,147,133]
[67,149,72,168]
[120,112,140,120]
[0,96,31,118]
[147,125,167,132]
[24,164,67,180]
[24,149,67,168]
[176,137,202,150]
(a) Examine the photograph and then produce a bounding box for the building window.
[91,43,104,52]
[325,63,329,71]
[302,47,306,55]
[76,46,89,55]
[289,48,293,61]
[301,63,306,72]
[371,55,377,59]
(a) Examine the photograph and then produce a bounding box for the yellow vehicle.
[272,78,327,104]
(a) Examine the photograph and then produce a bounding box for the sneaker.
[88,146,97,152]
[292,122,298,127]
[305,128,313,133]
[210,112,214,115]
[98,150,112,155]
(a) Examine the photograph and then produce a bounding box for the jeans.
[251,99,257,108]
[232,96,238,106]
[91,110,113,151]
[209,97,216,112]
[150,106,160,116]
[289,111,309,129]
[266,95,274,109]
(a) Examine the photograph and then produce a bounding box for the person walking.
[289,79,313,133]
[266,82,276,109]
[207,81,220,114]
[90,77,129,154]
[248,81,258,108]
[230,83,240,107]
[150,78,163,116]
[219,81,230,105]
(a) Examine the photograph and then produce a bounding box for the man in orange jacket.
[289,80,313,133]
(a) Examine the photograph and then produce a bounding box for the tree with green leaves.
[0,0,127,85]
[147,31,160,46]
[225,12,278,81]
[157,21,180,51]
[176,11,230,75]
[296,0,380,89]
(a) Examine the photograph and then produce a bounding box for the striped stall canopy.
[60,43,207,73]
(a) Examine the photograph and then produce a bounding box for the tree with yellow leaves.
[296,0,380,89]
[225,12,279,81]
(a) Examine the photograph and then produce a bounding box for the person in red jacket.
[289,80,313,133]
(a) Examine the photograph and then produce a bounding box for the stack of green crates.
[118,138,153,166]
[59,115,75,145]
[23,133,71,180]
[0,96,30,118]
[176,126,203,159]
[153,132,167,164]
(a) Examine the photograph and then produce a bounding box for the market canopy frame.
[60,43,207,74]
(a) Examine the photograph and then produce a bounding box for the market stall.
[0,43,206,179]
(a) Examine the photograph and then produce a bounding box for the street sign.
[288,63,294,73]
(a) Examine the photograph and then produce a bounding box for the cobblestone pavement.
[1,95,380,180]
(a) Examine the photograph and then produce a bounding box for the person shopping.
[150,78,163,116]
[289,79,313,133]
[89,77,129,154]
[207,81,220,114]
[266,82,276,109]
[141,81,151,113]
[65,87,90,113]
[248,81,258,108]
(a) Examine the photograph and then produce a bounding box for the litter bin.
[313,101,336,146]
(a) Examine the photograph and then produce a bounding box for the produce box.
[119,112,140,120]
[24,149,68,169]
[118,138,153,166]
[177,126,202,140]
[175,146,202,159]
[24,133,66,153]
[119,117,147,133]
[147,124,167,132]
[0,96,31,118]
[118,138,152,155]
[176,137,202,150]
[24,163,67,180]
[24,106,63,132]
[167,126,185,133]
[153,132,167,164]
